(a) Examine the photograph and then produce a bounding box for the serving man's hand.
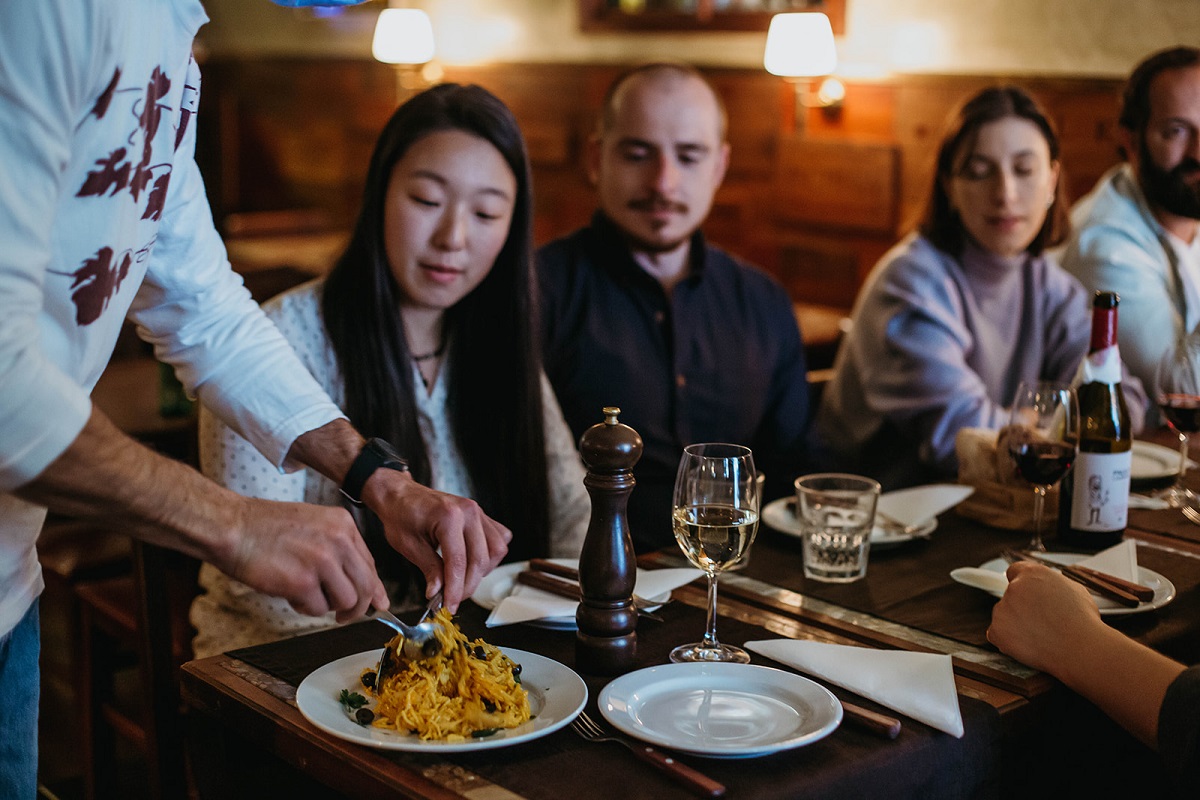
[223,497,390,622]
[362,467,512,611]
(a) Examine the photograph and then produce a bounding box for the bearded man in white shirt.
[1062,46,1200,408]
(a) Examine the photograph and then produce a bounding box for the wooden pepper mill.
[575,406,643,675]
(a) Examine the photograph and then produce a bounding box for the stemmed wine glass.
[669,443,759,663]
[1156,337,1200,509]
[1007,381,1079,552]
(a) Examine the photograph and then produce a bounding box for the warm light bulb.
[763,12,837,78]
[372,8,435,65]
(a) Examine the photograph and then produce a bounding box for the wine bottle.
[1058,291,1131,550]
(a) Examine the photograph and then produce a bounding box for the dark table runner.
[229,601,1000,800]
[740,512,1200,664]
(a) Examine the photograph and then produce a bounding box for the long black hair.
[919,85,1069,258]
[322,83,549,567]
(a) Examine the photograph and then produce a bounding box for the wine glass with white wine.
[669,443,759,664]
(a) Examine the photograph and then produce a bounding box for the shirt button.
[676,374,686,388]
[654,311,666,324]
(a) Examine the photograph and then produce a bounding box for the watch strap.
[341,438,409,505]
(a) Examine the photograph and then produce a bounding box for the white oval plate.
[971,555,1176,616]
[296,647,586,752]
[1131,439,1192,482]
[762,497,936,548]
[599,662,841,759]
[470,559,669,630]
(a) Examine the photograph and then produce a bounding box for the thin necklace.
[411,341,446,363]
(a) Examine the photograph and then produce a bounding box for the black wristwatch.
[341,438,409,505]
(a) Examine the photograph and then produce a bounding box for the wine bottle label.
[1081,345,1122,384]
[1069,451,1131,531]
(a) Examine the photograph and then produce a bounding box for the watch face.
[368,438,408,468]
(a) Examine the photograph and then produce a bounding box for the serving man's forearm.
[18,405,388,620]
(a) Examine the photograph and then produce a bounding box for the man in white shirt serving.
[0,1,510,793]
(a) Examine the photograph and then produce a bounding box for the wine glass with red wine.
[1008,381,1079,551]
[1156,339,1200,508]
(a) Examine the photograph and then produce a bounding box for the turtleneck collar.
[958,238,1030,289]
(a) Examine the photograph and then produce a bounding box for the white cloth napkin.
[951,540,1140,597]
[877,484,975,527]
[745,639,965,737]
[485,567,703,627]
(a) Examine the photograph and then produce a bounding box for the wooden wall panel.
[195,59,1125,316]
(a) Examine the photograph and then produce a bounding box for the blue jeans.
[0,600,39,800]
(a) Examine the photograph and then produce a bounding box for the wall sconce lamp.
[763,12,843,133]
[372,7,437,102]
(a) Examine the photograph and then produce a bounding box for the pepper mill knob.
[575,407,643,675]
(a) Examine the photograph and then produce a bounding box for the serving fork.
[569,712,725,798]
[368,591,444,692]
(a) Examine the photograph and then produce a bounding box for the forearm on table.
[1052,622,1186,749]
[15,405,244,564]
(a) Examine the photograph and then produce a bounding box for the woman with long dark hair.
[190,84,588,656]
[817,85,1145,488]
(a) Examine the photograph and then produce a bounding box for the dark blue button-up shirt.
[537,213,812,552]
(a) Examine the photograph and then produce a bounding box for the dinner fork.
[1182,505,1200,527]
[569,712,725,798]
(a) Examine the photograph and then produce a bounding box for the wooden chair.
[75,540,200,800]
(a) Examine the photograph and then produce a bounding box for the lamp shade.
[763,12,836,78]
[372,8,435,65]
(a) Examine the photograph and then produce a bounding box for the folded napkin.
[950,540,1140,598]
[1129,494,1171,511]
[877,484,975,527]
[485,567,703,627]
[745,639,964,737]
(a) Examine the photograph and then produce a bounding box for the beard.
[1139,138,1200,220]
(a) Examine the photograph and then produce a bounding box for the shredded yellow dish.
[366,608,530,741]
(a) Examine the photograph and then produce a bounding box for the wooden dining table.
[180,449,1200,800]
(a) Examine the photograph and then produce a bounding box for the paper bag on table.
[955,427,1058,530]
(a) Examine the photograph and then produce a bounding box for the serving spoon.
[367,595,443,692]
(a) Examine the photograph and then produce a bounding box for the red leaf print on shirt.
[137,67,171,141]
[69,247,133,325]
[91,68,121,120]
[142,174,170,221]
[76,148,131,197]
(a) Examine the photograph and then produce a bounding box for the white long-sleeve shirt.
[0,0,344,637]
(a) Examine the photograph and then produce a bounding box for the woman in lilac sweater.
[817,86,1145,488]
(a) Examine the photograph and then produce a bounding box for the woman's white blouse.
[189,278,590,657]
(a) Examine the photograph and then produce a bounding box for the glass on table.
[1006,381,1078,551]
[669,443,759,664]
[1156,337,1200,509]
[794,473,880,583]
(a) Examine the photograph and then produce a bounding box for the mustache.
[1173,158,1200,179]
[627,195,688,214]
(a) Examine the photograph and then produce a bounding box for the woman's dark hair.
[919,85,1069,257]
[322,83,549,570]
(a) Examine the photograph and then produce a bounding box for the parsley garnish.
[339,689,368,712]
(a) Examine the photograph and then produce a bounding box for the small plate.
[1131,440,1193,490]
[471,559,670,630]
[296,647,587,752]
[972,554,1176,616]
[599,662,841,759]
[761,497,936,548]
